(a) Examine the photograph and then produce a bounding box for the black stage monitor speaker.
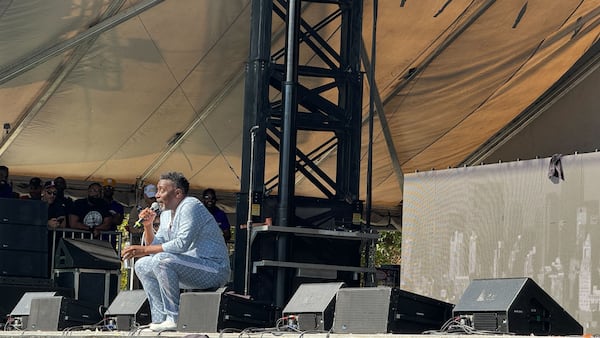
[282,282,345,331]
[333,287,454,334]
[27,296,102,331]
[11,292,57,316]
[9,292,57,330]
[55,238,120,270]
[105,290,151,330]
[453,277,583,335]
[388,288,454,333]
[178,287,279,332]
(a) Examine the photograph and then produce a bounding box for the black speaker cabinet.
[0,221,48,278]
[332,287,454,334]
[0,198,47,226]
[282,282,345,331]
[105,290,151,330]
[0,250,48,278]
[55,238,121,270]
[0,222,48,251]
[178,288,279,332]
[26,296,101,331]
[453,277,583,335]
[389,288,454,333]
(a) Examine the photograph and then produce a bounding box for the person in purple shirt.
[202,188,231,241]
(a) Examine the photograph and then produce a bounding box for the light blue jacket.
[152,196,230,270]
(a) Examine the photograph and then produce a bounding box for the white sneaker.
[149,320,177,331]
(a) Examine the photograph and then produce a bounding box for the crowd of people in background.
[0,165,233,243]
[2,167,234,329]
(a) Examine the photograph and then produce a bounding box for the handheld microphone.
[134,202,161,228]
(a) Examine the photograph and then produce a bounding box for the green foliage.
[374,230,402,266]
[118,214,130,290]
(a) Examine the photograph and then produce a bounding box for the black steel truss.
[234,0,364,303]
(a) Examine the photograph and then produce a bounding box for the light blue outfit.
[135,196,230,323]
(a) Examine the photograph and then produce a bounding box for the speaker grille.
[178,292,222,332]
[333,287,391,334]
[27,297,61,331]
[472,312,501,331]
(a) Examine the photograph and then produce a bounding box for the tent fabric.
[1,0,599,224]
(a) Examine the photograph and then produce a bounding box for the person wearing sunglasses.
[42,180,67,229]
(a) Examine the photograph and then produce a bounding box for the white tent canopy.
[1,0,599,223]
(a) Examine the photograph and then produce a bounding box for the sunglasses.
[45,191,57,196]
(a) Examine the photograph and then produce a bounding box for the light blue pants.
[135,252,229,323]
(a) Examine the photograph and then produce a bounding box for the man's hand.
[122,244,146,260]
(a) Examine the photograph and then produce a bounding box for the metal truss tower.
[234,0,365,306]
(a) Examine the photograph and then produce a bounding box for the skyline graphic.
[401,152,600,332]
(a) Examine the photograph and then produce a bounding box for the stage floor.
[0,333,541,338]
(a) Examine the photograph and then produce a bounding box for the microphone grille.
[150,202,161,213]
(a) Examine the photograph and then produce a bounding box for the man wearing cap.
[103,178,125,228]
[42,180,67,229]
[21,177,43,200]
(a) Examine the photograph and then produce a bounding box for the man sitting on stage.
[121,172,230,332]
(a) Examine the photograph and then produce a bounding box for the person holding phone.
[42,180,67,229]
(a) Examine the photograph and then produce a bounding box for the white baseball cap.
[144,184,157,198]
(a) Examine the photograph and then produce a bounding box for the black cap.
[29,177,42,188]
